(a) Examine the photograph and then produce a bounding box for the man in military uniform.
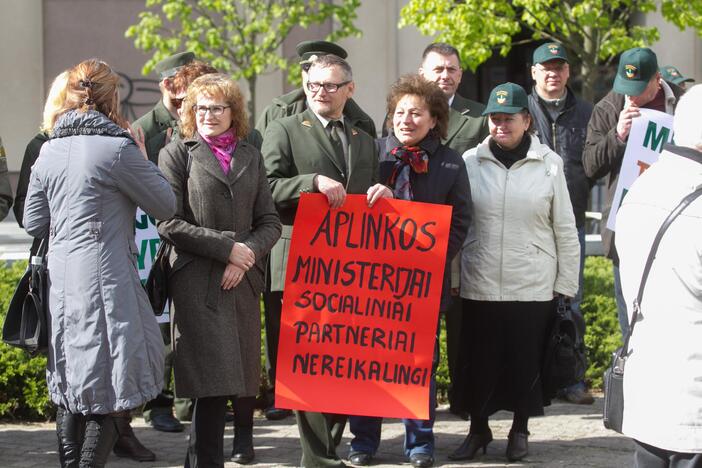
[132,51,194,163]
[262,54,390,468]
[417,42,488,419]
[256,40,376,137]
[0,136,14,221]
[133,52,194,434]
[257,40,377,421]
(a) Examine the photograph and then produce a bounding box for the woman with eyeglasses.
[157,73,281,467]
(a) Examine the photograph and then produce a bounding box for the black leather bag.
[2,239,49,356]
[603,185,702,433]
[145,239,171,316]
[542,297,587,400]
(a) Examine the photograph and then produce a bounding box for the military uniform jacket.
[446,94,489,155]
[132,100,177,164]
[255,87,377,138]
[262,108,379,291]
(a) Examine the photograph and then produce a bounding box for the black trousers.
[634,440,702,468]
[185,396,228,468]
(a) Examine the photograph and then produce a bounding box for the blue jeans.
[613,264,629,338]
[349,325,440,457]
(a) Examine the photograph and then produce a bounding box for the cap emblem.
[496,90,508,104]
[625,64,638,79]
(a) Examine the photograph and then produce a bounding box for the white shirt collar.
[448,94,455,107]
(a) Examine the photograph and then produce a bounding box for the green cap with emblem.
[296,40,348,64]
[533,42,569,64]
[613,47,658,96]
[660,65,694,86]
[154,52,195,80]
[482,82,529,115]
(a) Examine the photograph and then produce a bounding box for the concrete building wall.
[0,0,44,172]
[642,12,702,84]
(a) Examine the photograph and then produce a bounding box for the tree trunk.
[247,75,257,130]
[580,25,599,103]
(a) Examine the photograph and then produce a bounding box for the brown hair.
[179,74,249,139]
[171,60,218,94]
[56,59,127,128]
[385,74,449,139]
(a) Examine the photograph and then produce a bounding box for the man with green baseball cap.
[528,41,594,406]
[583,46,684,340]
[660,65,695,89]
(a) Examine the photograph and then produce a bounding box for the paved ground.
[0,397,634,467]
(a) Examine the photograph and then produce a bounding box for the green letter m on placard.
[642,121,671,153]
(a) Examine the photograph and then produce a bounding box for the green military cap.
[482,82,529,115]
[296,40,348,63]
[154,52,195,80]
[533,42,569,64]
[660,65,694,86]
[613,47,658,97]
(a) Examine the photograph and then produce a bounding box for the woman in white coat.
[450,83,579,463]
[615,84,702,467]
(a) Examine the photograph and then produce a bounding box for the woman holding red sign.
[451,83,579,462]
[348,74,471,468]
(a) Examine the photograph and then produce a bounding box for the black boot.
[79,415,119,468]
[56,407,86,468]
[230,426,254,464]
[112,413,156,462]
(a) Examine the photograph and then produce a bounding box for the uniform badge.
[548,44,559,55]
[625,64,638,79]
[351,129,358,136]
[301,120,312,128]
[496,90,508,104]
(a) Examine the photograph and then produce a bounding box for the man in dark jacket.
[528,42,594,405]
[583,47,683,337]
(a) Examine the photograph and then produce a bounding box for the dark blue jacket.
[528,87,593,228]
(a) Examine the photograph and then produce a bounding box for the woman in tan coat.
[157,74,281,467]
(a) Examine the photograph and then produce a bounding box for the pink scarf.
[200,129,237,175]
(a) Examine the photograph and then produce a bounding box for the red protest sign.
[275,193,451,419]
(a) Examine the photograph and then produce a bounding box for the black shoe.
[409,453,434,468]
[264,407,292,421]
[112,415,156,462]
[449,405,470,421]
[506,431,529,462]
[558,386,595,405]
[150,413,184,433]
[348,450,373,466]
[448,429,493,460]
[230,426,255,465]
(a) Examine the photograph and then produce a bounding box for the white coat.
[460,135,579,301]
[616,147,702,453]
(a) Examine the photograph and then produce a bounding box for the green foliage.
[400,0,702,99]
[126,0,362,120]
[0,261,53,420]
[581,256,620,389]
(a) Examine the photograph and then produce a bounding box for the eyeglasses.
[192,105,230,116]
[170,97,185,109]
[306,81,351,94]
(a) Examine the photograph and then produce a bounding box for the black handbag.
[2,239,49,356]
[542,296,587,400]
[144,150,192,316]
[145,239,172,316]
[603,185,702,433]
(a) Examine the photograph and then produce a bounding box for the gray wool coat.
[23,111,176,414]
[157,134,281,399]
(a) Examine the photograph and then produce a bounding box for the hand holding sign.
[366,183,393,207]
[314,174,346,208]
[617,101,641,141]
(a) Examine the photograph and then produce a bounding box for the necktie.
[328,120,346,171]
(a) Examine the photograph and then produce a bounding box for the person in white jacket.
[450,83,579,463]
[615,84,702,467]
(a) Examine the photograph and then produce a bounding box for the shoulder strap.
[621,185,702,354]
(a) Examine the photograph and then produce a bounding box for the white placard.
[607,108,674,231]
[134,208,169,323]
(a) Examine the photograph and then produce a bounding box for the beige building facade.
[1,0,700,175]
